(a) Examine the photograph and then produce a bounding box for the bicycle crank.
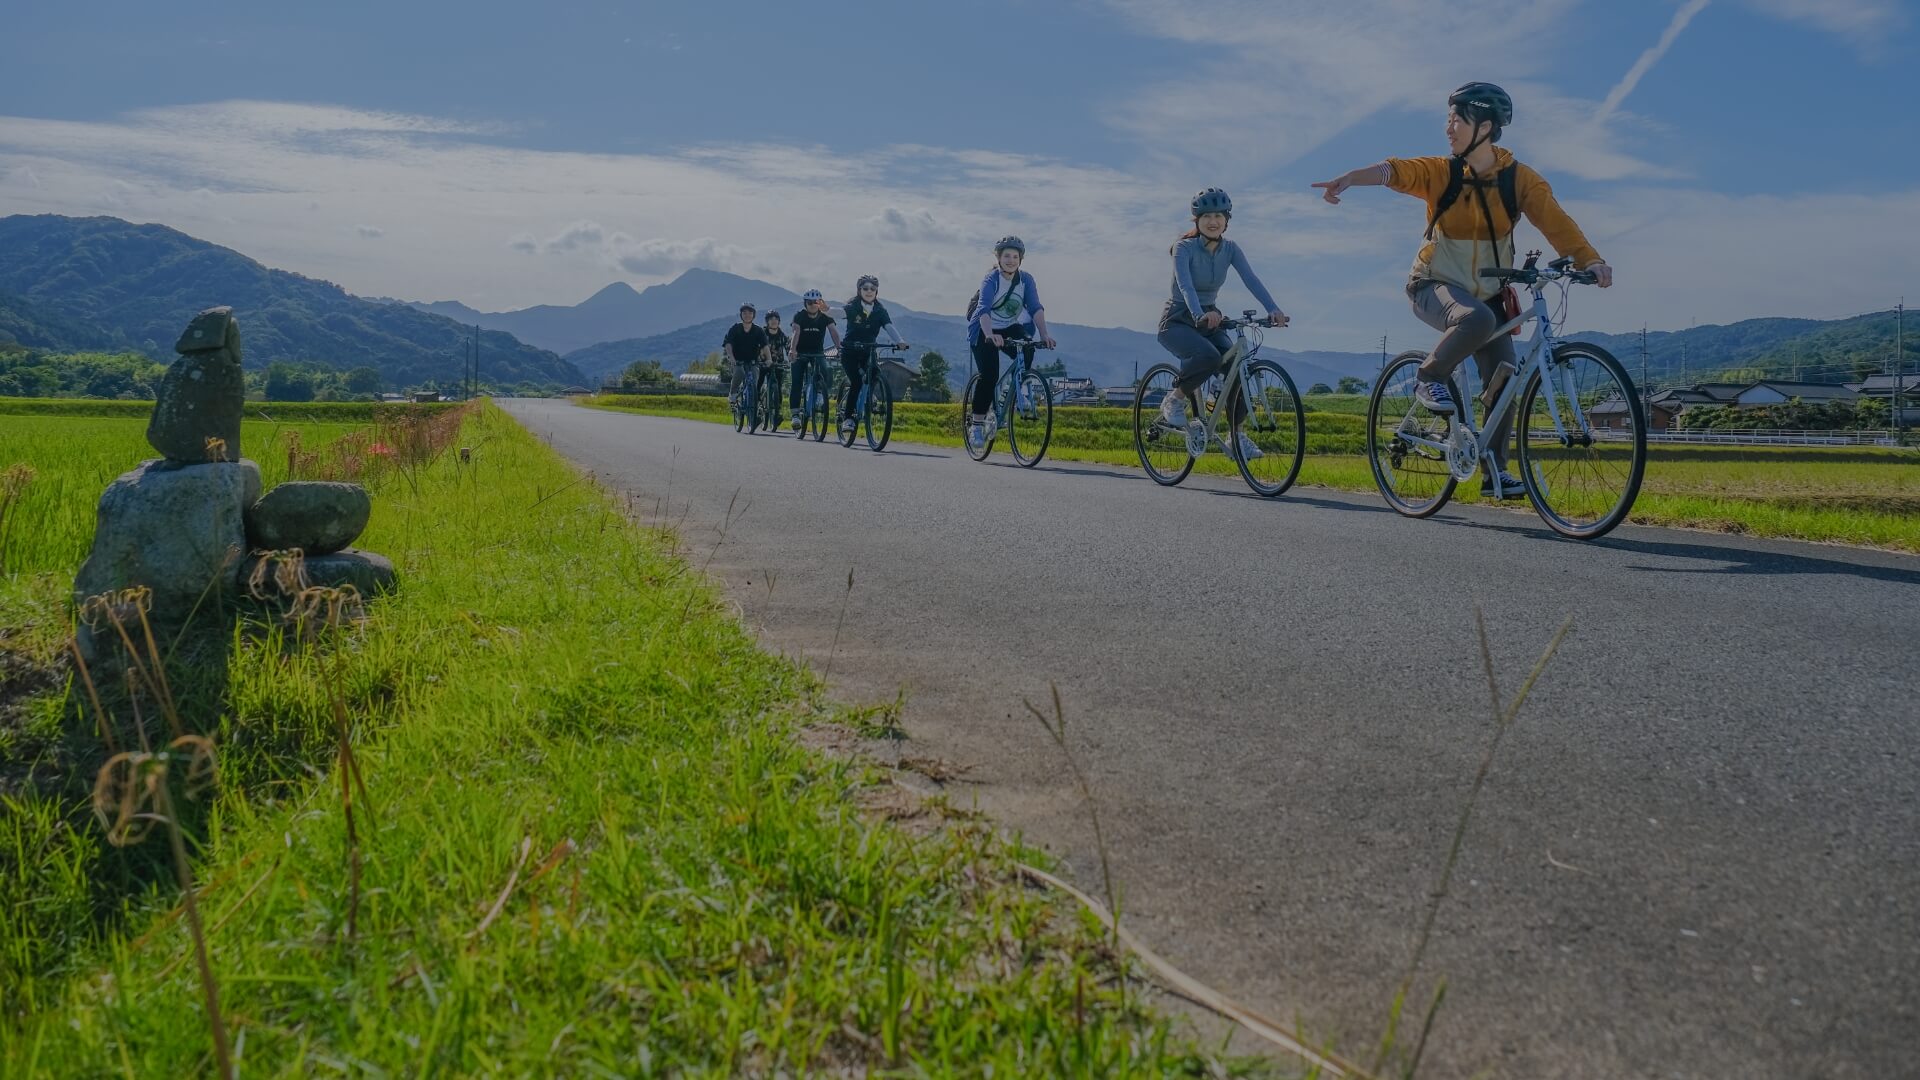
[1446,426,1480,482]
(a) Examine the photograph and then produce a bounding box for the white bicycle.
[1367,254,1646,539]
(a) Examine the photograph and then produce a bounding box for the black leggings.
[968,325,1032,414]
[755,362,785,413]
[839,344,874,418]
[790,353,829,410]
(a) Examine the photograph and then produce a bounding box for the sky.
[1,0,1915,353]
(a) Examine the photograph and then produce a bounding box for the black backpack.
[1425,158,1519,245]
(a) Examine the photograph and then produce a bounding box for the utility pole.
[1896,299,1906,441]
[1640,325,1649,408]
[470,324,480,400]
[1379,333,1389,373]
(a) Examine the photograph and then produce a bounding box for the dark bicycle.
[962,340,1055,467]
[793,349,839,442]
[837,341,912,451]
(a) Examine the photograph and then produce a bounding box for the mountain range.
[2,214,1909,396]
[0,215,583,388]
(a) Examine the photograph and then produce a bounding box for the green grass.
[0,397,456,423]
[586,395,1920,551]
[0,405,1251,1076]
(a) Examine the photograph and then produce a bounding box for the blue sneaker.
[1415,381,1456,415]
[1480,471,1526,499]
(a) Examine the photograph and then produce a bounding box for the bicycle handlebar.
[1217,313,1286,330]
[1479,265,1599,286]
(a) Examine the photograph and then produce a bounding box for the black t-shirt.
[722,323,768,365]
[763,327,789,361]
[842,299,891,345]
[790,310,835,354]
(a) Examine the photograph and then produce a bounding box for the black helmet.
[993,235,1026,255]
[1448,82,1513,128]
[856,274,879,291]
[739,301,757,314]
[763,309,780,321]
[1191,188,1233,217]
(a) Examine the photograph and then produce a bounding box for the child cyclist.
[789,289,843,431]
[1311,81,1611,497]
[966,235,1056,451]
[838,275,908,438]
[1156,188,1289,460]
[758,309,790,430]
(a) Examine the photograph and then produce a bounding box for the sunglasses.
[860,285,878,292]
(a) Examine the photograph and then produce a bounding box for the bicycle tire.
[732,384,747,432]
[865,376,894,451]
[1134,363,1194,486]
[961,373,994,461]
[1516,342,1646,539]
[1231,359,1305,496]
[838,383,858,447]
[1009,370,1053,468]
[810,369,831,442]
[759,369,783,434]
[1367,351,1457,517]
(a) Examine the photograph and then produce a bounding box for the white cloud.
[355,223,384,238]
[1741,0,1907,47]
[1597,0,1713,123]
[0,99,1912,352]
[870,207,963,244]
[615,238,745,276]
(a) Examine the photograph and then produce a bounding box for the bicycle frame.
[982,341,1049,427]
[1184,313,1272,453]
[1393,278,1595,486]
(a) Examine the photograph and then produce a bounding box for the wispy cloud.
[1741,0,1907,49]
[1598,0,1714,123]
[354,223,384,239]
[0,99,1912,348]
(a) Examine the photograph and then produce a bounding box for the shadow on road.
[1419,514,1920,584]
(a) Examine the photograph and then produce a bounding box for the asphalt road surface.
[503,398,1919,1080]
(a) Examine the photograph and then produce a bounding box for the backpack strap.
[1426,160,1520,241]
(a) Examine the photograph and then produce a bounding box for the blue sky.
[2,0,1915,352]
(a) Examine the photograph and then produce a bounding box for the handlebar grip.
[1478,268,1510,278]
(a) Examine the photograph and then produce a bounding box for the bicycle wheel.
[1008,370,1053,468]
[1367,351,1457,517]
[1134,364,1194,486]
[1516,343,1646,539]
[838,384,859,447]
[810,371,831,442]
[759,370,782,434]
[1231,360,1305,496]
[864,376,894,451]
[961,373,994,461]
[732,384,747,432]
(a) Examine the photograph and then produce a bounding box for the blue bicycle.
[962,340,1055,467]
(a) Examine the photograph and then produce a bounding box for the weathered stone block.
[73,458,261,626]
[247,481,372,555]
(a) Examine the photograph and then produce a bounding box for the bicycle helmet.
[856,275,879,291]
[1448,82,1513,130]
[993,235,1026,255]
[763,310,780,321]
[1191,188,1233,217]
[739,301,757,314]
[802,288,823,302]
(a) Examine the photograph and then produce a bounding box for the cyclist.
[1156,188,1289,461]
[839,275,908,438]
[966,235,1056,451]
[759,309,790,428]
[1311,81,1612,497]
[789,289,843,431]
[722,302,769,416]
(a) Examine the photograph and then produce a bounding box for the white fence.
[1592,428,1905,447]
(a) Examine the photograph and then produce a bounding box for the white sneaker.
[965,415,988,451]
[1185,420,1209,456]
[1159,392,1189,427]
[839,416,857,436]
[1235,431,1265,460]
[791,412,804,432]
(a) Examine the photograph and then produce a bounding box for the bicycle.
[962,339,1055,467]
[793,350,838,443]
[755,356,788,436]
[837,341,912,451]
[1366,253,1646,539]
[1133,312,1306,496]
[730,360,760,433]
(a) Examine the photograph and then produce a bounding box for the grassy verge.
[0,397,455,422]
[1,404,1241,1075]
[585,395,1920,551]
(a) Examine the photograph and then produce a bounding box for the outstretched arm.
[1312,161,1391,204]
[1229,246,1287,324]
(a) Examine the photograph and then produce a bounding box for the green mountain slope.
[0,215,583,388]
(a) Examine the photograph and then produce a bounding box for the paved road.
[503,398,1919,1080]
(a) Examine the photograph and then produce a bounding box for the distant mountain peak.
[583,281,642,303]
